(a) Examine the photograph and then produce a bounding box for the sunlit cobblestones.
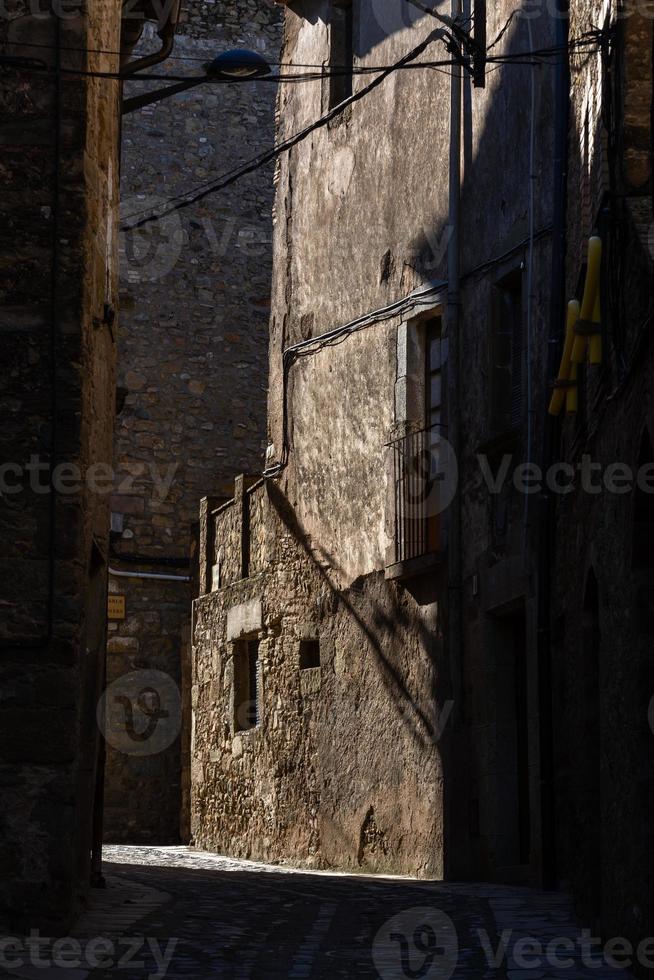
[0,847,635,979]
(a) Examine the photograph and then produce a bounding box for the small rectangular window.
[490,270,523,433]
[329,1,354,109]
[425,316,443,435]
[425,317,443,553]
[234,639,260,732]
[299,639,321,670]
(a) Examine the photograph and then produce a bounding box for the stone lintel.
[226,597,263,641]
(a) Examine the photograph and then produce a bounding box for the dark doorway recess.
[494,605,531,873]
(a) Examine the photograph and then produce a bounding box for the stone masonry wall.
[0,1,122,929]
[104,0,282,843]
[192,0,558,887]
[192,478,446,876]
[551,0,654,957]
[264,0,556,887]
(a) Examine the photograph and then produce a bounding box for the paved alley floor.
[2,846,636,979]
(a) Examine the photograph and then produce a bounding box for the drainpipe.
[445,0,463,880]
[120,0,182,76]
[109,566,191,582]
[536,0,569,891]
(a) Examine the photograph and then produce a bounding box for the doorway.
[493,605,531,872]
[580,571,602,926]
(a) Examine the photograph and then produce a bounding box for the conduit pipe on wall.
[524,14,537,547]
[536,0,571,892]
[120,0,182,75]
[444,0,463,880]
[109,566,191,583]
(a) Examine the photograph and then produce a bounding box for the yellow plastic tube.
[589,290,602,365]
[549,300,581,416]
[571,236,602,364]
[566,361,578,414]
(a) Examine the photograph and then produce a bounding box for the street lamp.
[206,49,271,79]
[122,48,271,115]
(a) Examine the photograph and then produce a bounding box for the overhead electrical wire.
[264,221,555,478]
[1,29,605,84]
[2,21,605,235]
[263,282,448,477]
[118,29,605,232]
[488,10,518,50]
[120,25,451,229]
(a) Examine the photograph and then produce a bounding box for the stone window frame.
[297,625,322,698]
[299,637,321,670]
[385,293,448,573]
[393,295,447,435]
[231,632,263,736]
[489,264,525,438]
[328,0,355,110]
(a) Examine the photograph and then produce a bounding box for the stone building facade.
[192,0,559,880]
[550,0,654,959]
[0,2,122,928]
[104,0,282,843]
[192,0,652,958]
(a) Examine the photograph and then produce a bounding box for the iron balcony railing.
[389,424,444,565]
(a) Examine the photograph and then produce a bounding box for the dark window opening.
[492,606,531,868]
[389,315,445,565]
[299,639,321,670]
[234,638,260,732]
[490,269,523,433]
[469,798,480,839]
[572,263,588,437]
[329,1,354,109]
[425,317,443,553]
[425,316,443,432]
[632,429,654,570]
[581,571,602,924]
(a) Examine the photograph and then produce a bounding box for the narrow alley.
[2,0,653,976]
[2,847,637,979]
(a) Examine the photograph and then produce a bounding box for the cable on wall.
[524,14,538,551]
[263,282,448,478]
[120,26,450,231]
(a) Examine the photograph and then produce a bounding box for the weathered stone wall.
[192,479,445,875]
[269,0,556,884]
[551,0,654,955]
[0,2,121,929]
[104,0,282,843]
[192,0,558,883]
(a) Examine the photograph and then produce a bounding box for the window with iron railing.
[233,638,260,732]
[329,0,354,108]
[490,269,523,434]
[389,316,444,565]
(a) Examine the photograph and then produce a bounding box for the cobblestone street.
[2,847,635,979]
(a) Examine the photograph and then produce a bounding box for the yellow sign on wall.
[108,594,126,620]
